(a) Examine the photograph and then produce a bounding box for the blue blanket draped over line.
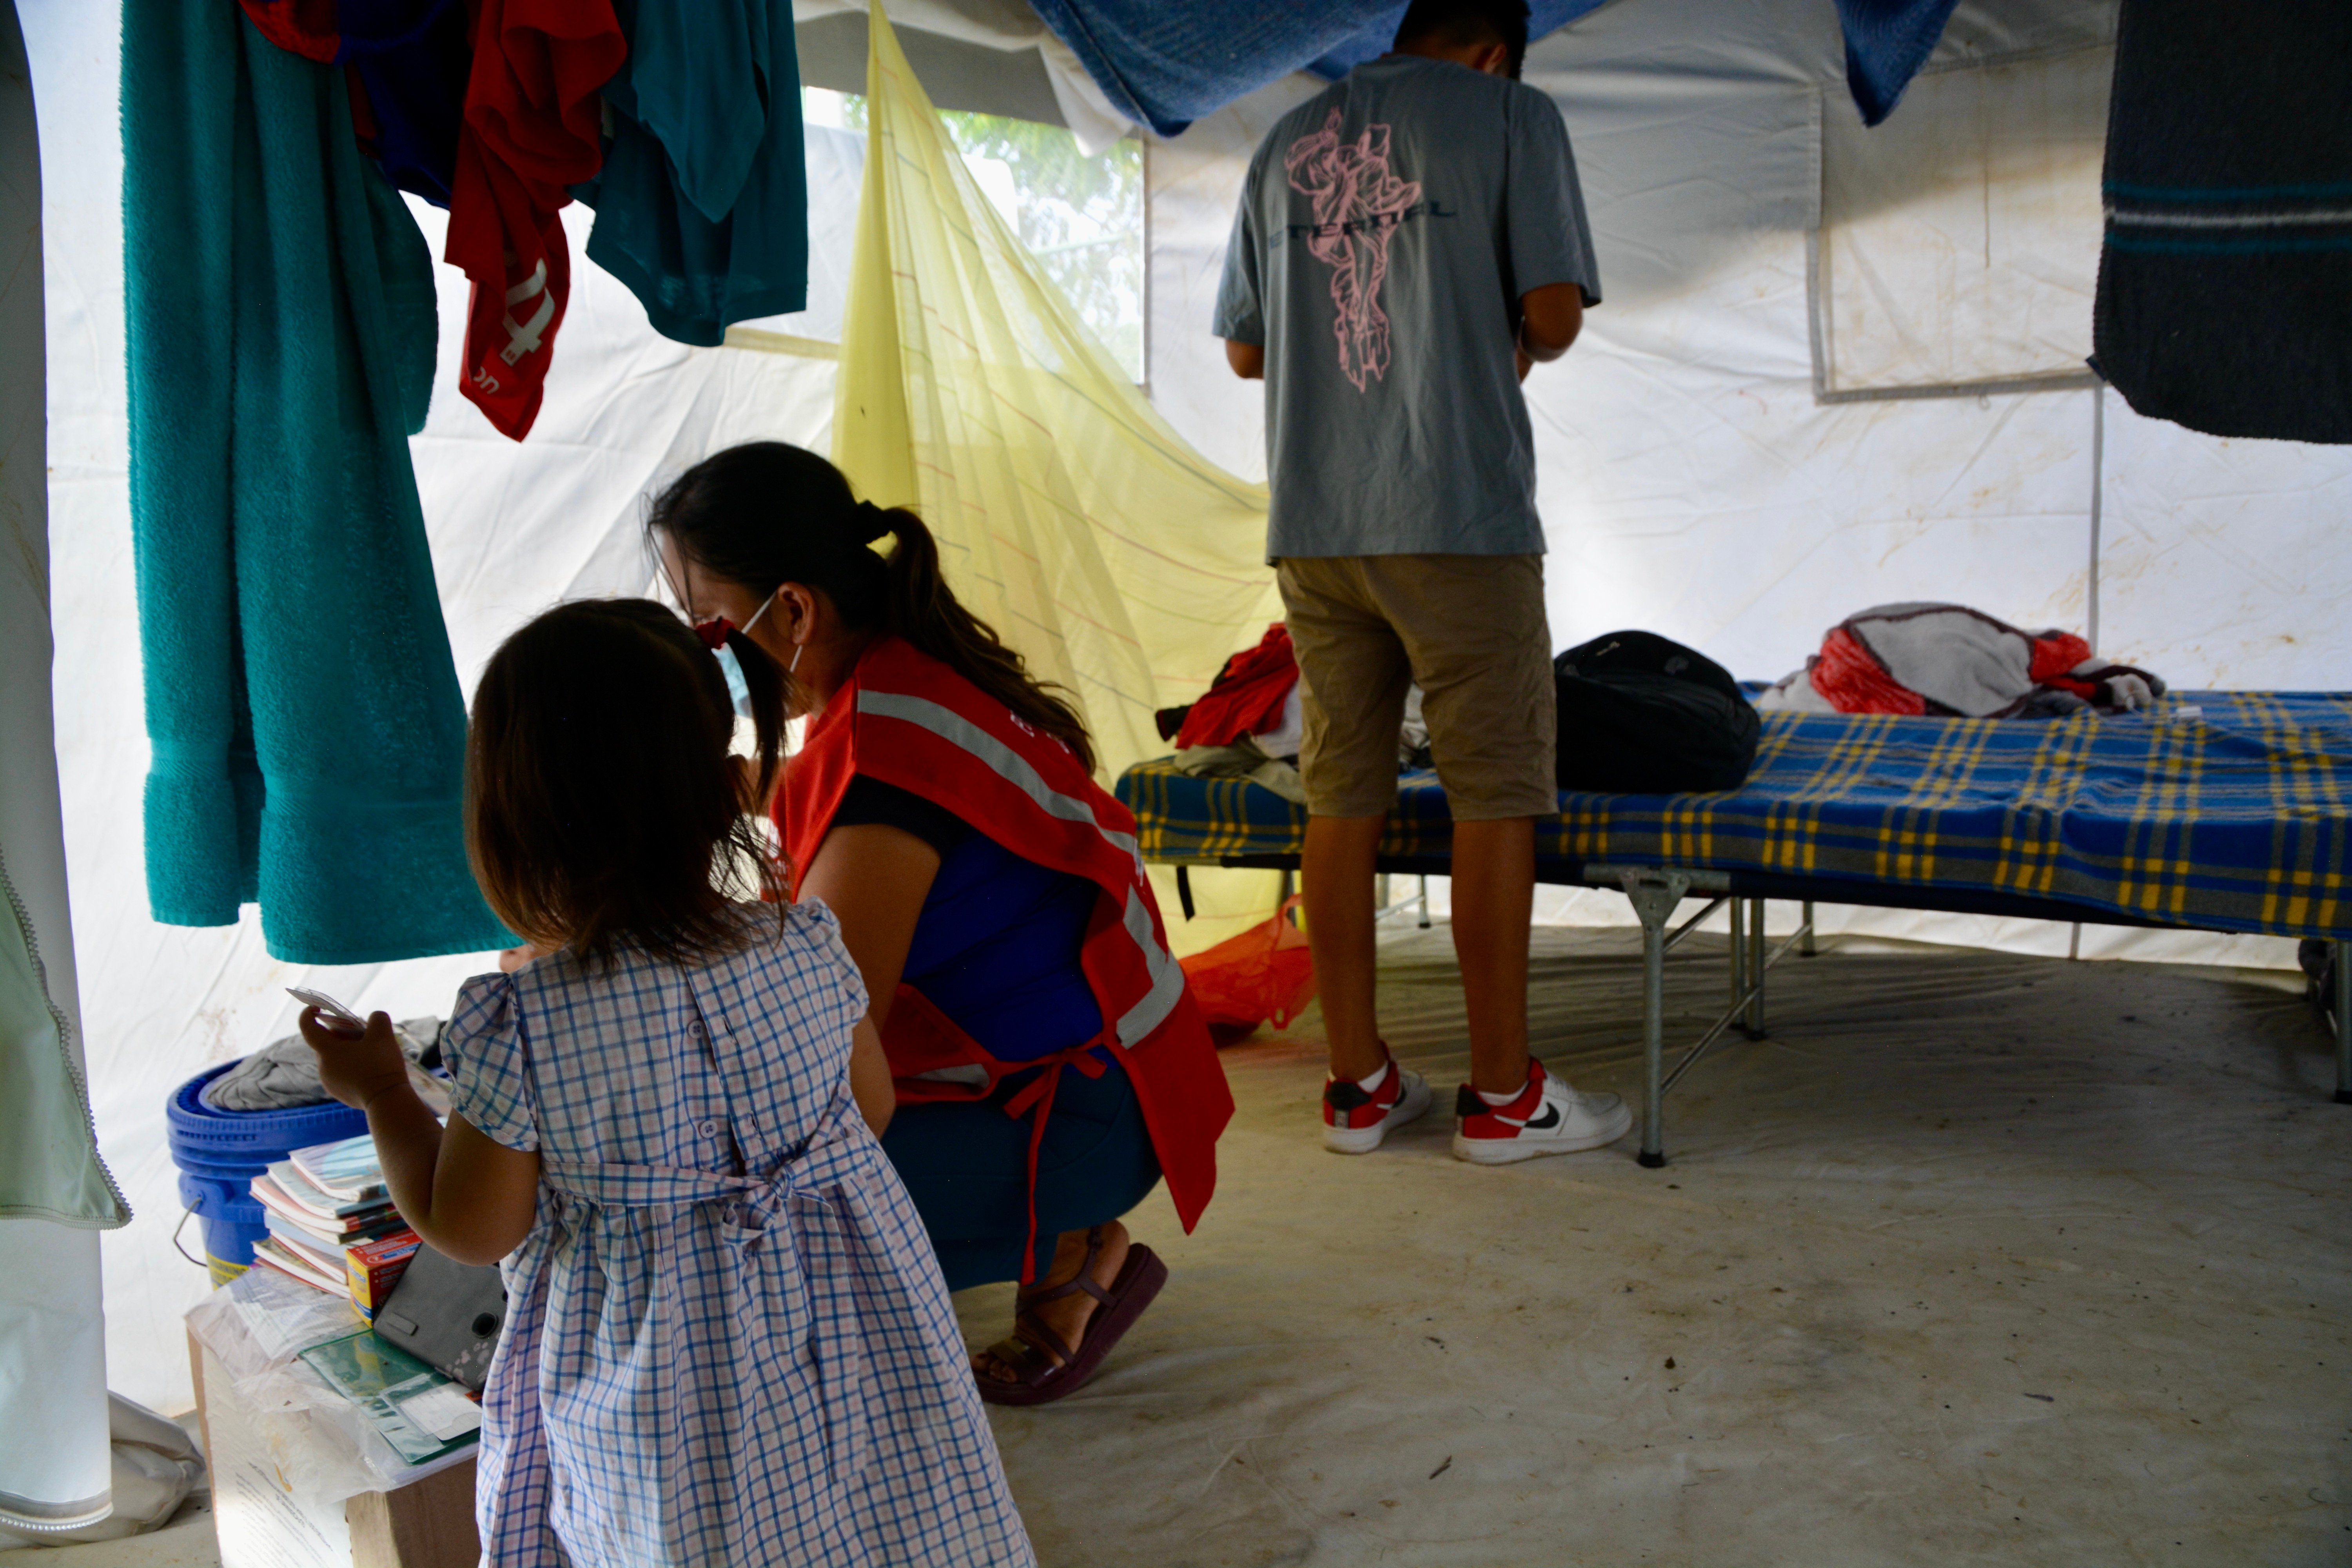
[1024,0,1957,136]
[122,0,511,964]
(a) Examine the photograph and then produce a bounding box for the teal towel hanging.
[122,0,512,964]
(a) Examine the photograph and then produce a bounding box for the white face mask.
[711,590,801,720]
[743,591,806,673]
[713,643,756,720]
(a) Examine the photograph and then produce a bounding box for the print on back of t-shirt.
[1283,108,1434,391]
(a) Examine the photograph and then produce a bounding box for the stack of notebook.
[247,1134,419,1319]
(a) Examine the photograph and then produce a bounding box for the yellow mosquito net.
[830,5,1283,777]
[829,3,1286,945]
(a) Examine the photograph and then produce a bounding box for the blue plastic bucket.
[177,1171,269,1285]
[165,1062,368,1285]
[166,1063,367,1156]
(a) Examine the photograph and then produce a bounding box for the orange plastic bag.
[1178,897,1317,1046]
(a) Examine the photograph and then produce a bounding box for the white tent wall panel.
[1142,0,2345,971]
[2099,416,2352,692]
[1819,45,2113,393]
[1544,331,2101,681]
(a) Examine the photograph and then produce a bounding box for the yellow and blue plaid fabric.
[1116,692,2352,941]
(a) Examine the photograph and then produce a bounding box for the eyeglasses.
[689,589,777,652]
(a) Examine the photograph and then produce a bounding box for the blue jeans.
[880,1054,1163,1290]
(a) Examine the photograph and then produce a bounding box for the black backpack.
[1553,630,1760,793]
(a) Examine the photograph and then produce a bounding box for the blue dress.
[443,901,1033,1566]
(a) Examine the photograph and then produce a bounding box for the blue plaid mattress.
[1114,692,2352,942]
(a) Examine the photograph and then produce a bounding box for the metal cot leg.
[2336,939,2351,1105]
[1745,898,1768,1038]
[1801,900,1817,956]
[1728,898,1745,1024]
[1621,877,1687,1169]
[1641,908,1667,1167]
[1419,874,1431,929]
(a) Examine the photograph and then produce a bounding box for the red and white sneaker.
[1321,1052,1432,1154]
[1452,1060,1632,1165]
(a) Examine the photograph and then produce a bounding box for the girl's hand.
[298,1007,412,1114]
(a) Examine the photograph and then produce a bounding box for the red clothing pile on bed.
[1766,603,2165,719]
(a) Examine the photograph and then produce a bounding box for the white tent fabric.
[25,0,2352,1415]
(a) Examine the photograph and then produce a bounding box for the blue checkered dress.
[442,901,1033,1567]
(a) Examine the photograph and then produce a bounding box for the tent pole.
[1138,137,1152,394]
[2087,384,2104,652]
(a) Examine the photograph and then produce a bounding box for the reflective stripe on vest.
[855,688,1185,1048]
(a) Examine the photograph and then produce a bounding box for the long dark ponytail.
[647,442,1098,774]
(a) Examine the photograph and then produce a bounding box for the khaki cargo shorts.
[1277,553,1557,822]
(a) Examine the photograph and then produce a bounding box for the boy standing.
[1215,0,1629,1163]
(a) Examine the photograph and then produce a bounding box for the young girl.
[298,600,1033,1567]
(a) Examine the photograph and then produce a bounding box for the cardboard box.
[345,1229,421,1321]
[189,1332,478,1568]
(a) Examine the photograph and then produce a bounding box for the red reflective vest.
[777,637,1231,1274]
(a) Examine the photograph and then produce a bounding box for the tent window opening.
[804,87,1145,382]
[1812,45,2112,401]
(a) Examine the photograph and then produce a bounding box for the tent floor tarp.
[961,926,2352,1566]
[44,926,2350,1564]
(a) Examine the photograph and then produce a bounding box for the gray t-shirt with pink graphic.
[1213,54,1599,559]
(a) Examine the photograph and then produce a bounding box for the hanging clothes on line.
[123,0,512,964]
[238,0,472,207]
[245,0,817,417]
[2092,0,2352,444]
[571,0,810,346]
[1832,0,1963,126]
[1016,0,1953,138]
[443,0,626,439]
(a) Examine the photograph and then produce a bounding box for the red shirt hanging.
[443,0,622,439]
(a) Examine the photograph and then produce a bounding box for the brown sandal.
[976,1226,1167,1407]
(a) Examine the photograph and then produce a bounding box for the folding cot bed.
[1115,691,2352,1167]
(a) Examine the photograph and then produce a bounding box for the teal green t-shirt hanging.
[573,0,811,346]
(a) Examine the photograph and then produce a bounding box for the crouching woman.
[652,441,1232,1405]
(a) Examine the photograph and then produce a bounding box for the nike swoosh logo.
[1522,1105,1561,1131]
